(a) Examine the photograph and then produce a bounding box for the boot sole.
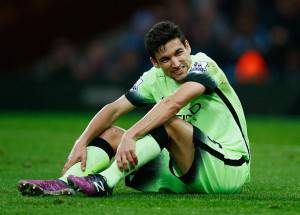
[17,180,75,196]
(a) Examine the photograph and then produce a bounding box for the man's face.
[151,38,192,82]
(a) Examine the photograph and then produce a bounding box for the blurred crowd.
[32,0,299,86]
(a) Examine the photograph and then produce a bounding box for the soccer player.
[17,21,250,196]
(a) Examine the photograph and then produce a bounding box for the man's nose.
[171,57,180,68]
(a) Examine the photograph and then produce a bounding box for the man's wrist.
[124,130,138,140]
[76,137,89,146]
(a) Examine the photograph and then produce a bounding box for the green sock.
[59,146,111,183]
[100,134,161,188]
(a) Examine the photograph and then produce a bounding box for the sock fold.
[88,137,114,159]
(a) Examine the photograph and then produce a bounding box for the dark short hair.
[144,21,186,59]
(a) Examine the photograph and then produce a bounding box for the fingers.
[116,135,137,171]
[126,150,138,167]
[121,154,128,171]
[62,159,74,175]
[116,150,138,171]
[116,153,127,171]
[62,143,87,175]
[116,154,126,171]
[116,154,127,171]
[81,152,87,172]
[131,150,138,166]
[116,156,122,171]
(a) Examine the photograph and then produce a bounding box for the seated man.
[18,21,250,196]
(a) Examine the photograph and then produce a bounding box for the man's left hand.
[116,133,138,171]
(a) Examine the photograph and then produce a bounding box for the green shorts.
[125,127,250,194]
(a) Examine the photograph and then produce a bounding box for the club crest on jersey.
[132,78,143,91]
[190,61,208,74]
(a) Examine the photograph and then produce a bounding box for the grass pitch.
[0,111,299,215]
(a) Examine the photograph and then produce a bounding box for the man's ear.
[184,40,191,54]
[150,57,160,68]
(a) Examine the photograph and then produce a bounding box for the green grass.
[0,112,299,215]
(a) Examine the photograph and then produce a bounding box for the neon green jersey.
[125,52,250,162]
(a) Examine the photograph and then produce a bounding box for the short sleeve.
[125,72,156,107]
[183,61,217,94]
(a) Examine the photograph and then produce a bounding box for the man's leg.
[17,126,125,196]
[164,118,250,194]
[68,118,249,196]
[123,118,196,194]
[163,117,195,175]
[67,126,167,196]
[67,117,196,196]
[59,126,124,182]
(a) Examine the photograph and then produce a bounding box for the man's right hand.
[62,140,87,175]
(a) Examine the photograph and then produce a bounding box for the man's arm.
[62,95,135,174]
[126,82,205,139]
[116,82,206,170]
[77,95,135,145]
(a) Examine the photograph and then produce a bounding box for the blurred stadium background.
[0,0,299,114]
[1,2,300,213]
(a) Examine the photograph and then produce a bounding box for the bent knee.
[99,126,125,147]
[164,117,193,141]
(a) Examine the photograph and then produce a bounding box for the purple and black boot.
[17,179,75,196]
[67,174,112,197]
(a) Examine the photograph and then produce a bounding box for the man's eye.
[176,51,183,55]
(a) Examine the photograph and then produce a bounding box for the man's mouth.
[173,64,185,75]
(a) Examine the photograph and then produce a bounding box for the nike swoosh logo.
[93,181,105,192]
